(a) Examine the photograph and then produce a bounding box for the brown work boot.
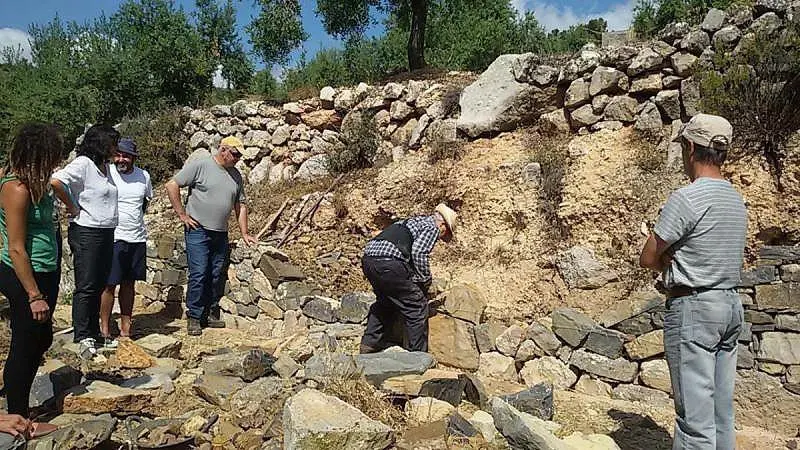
[359,343,379,354]
[202,310,226,329]
[187,318,202,336]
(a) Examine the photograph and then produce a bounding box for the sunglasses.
[227,147,242,159]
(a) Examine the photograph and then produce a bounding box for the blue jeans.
[185,227,228,320]
[664,289,743,450]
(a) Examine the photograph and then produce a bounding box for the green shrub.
[118,109,190,183]
[698,25,800,189]
[326,112,380,174]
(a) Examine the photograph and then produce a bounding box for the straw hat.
[435,203,457,235]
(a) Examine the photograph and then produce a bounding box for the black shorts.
[107,241,147,285]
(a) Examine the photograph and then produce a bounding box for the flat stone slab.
[192,374,246,410]
[29,359,82,409]
[63,381,153,414]
[569,349,638,383]
[283,388,395,450]
[356,351,437,386]
[599,290,664,327]
[757,332,800,365]
[624,329,664,360]
[135,334,182,358]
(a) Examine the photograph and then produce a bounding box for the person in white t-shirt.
[100,138,153,347]
[51,124,119,357]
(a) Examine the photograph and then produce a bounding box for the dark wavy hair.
[77,124,120,166]
[6,123,64,203]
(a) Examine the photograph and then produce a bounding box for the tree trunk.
[408,0,428,71]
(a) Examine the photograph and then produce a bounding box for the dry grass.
[322,373,407,430]
[523,129,572,247]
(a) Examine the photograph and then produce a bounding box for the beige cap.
[435,203,457,235]
[220,136,245,151]
[673,113,733,148]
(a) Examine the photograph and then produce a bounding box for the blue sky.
[0,0,634,77]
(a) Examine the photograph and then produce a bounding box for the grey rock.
[584,327,627,359]
[571,104,602,128]
[258,254,306,288]
[638,359,672,393]
[443,284,487,325]
[418,376,468,407]
[447,412,479,438]
[383,82,404,100]
[714,26,742,50]
[519,356,577,390]
[515,339,544,363]
[728,4,754,27]
[552,308,597,347]
[565,79,591,108]
[655,90,682,120]
[356,351,437,386]
[755,0,790,15]
[627,48,664,76]
[531,65,560,86]
[490,397,570,450]
[301,296,340,323]
[612,384,671,407]
[474,321,507,353]
[526,322,561,356]
[671,52,698,77]
[193,374,246,409]
[757,332,800,365]
[274,281,322,311]
[569,349,638,383]
[555,246,618,290]
[273,355,302,379]
[754,283,799,310]
[702,8,727,33]
[283,389,394,450]
[634,102,664,137]
[749,12,784,35]
[745,309,774,324]
[663,75,683,89]
[589,67,629,96]
[458,54,559,137]
[29,360,82,408]
[776,314,800,332]
[738,343,755,369]
[739,322,753,342]
[120,373,174,392]
[603,96,639,122]
[601,45,639,69]
[210,104,231,116]
[500,383,554,421]
[681,77,702,117]
[781,264,800,282]
[201,349,275,382]
[591,121,624,132]
[303,353,360,381]
[293,154,330,182]
[230,377,286,429]
[592,94,611,113]
[338,292,375,323]
[539,109,571,134]
[629,74,663,94]
[740,266,777,286]
[409,114,431,148]
[236,303,259,319]
[600,289,663,328]
[760,246,800,263]
[659,22,691,44]
[496,324,526,357]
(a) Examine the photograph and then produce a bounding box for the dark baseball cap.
[117,138,138,156]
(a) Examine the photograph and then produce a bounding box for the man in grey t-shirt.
[166,136,257,335]
[639,114,747,449]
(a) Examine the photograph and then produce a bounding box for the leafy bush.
[632,0,746,37]
[326,112,380,174]
[117,109,190,183]
[698,26,800,189]
[428,139,465,164]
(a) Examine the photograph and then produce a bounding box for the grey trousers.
[664,289,743,450]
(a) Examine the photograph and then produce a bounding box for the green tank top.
[0,175,58,272]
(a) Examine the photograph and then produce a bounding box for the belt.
[667,285,718,298]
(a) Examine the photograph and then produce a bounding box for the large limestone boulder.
[293,154,330,182]
[429,314,480,370]
[283,388,395,450]
[458,54,558,137]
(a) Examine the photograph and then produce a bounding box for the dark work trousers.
[68,223,114,342]
[361,255,429,352]
[0,264,59,416]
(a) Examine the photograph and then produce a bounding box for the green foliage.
[247,0,308,66]
[632,0,742,37]
[327,112,380,173]
[118,109,190,183]
[698,26,800,189]
[195,0,253,90]
[1,0,221,162]
[250,69,287,101]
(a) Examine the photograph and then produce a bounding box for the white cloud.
[518,1,635,32]
[270,65,284,82]
[0,28,33,61]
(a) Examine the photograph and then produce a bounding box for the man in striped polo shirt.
[640,114,747,449]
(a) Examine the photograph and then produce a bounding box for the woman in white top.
[51,125,119,356]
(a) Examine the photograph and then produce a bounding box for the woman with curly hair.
[0,122,63,436]
[51,124,119,356]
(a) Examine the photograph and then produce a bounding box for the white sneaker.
[78,338,97,359]
[101,336,119,349]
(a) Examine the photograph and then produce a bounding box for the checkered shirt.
[364,215,439,282]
